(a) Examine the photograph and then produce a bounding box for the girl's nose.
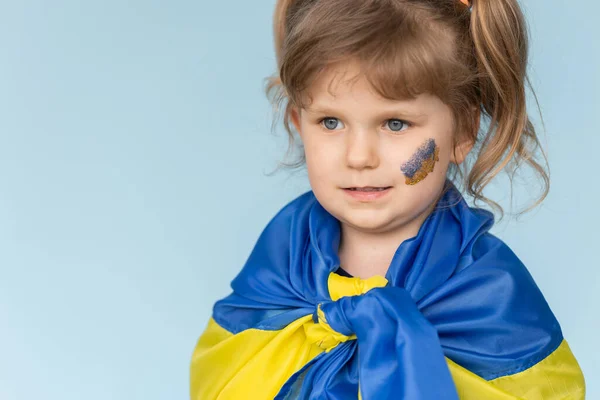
[345,130,380,170]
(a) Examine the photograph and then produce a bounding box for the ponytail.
[467,0,549,217]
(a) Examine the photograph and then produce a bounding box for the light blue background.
[0,1,597,399]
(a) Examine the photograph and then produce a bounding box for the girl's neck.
[337,200,437,280]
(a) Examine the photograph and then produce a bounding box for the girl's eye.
[320,117,344,131]
[386,119,410,132]
[318,117,410,132]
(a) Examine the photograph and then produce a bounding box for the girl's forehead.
[303,60,433,109]
[305,79,438,114]
[296,58,454,120]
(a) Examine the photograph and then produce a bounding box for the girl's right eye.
[320,117,345,131]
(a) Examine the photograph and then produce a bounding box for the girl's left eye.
[386,119,410,132]
[320,117,344,131]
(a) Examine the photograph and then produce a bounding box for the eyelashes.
[318,117,412,133]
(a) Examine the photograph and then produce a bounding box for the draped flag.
[190,181,585,399]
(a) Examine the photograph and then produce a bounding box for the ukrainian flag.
[190,184,585,399]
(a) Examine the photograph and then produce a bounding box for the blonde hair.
[264,0,549,219]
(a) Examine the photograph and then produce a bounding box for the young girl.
[190,0,586,398]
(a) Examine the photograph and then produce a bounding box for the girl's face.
[291,61,471,234]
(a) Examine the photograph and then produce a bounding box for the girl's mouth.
[345,186,391,191]
[342,186,392,201]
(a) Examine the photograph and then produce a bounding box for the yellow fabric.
[190,272,585,399]
[445,339,585,399]
[488,339,585,399]
[326,272,389,301]
[190,273,387,399]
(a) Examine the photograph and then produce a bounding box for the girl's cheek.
[399,138,440,186]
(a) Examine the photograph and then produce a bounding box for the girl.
[190,0,586,398]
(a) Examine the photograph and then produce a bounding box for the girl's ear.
[451,107,480,165]
[290,107,302,137]
[450,137,475,165]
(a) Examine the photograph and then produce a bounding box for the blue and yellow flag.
[190,181,585,399]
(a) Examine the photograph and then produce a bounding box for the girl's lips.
[342,187,392,201]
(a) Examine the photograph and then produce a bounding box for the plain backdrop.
[0,1,598,399]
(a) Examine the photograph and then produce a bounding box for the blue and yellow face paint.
[401,138,440,185]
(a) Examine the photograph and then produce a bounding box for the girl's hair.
[264,0,549,219]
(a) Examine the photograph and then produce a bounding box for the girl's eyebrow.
[305,104,427,119]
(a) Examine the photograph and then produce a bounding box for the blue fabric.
[212,179,563,399]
